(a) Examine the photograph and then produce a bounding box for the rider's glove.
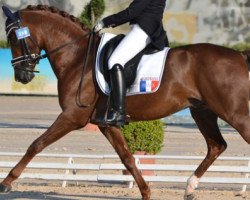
[94,20,104,33]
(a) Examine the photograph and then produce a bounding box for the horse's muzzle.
[14,66,35,84]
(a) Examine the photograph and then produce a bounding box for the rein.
[36,33,91,61]
[76,31,97,108]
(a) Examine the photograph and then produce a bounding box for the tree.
[79,0,105,28]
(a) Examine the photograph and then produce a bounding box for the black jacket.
[102,0,168,50]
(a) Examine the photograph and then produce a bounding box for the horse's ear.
[2,6,17,21]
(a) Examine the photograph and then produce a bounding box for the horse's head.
[2,5,93,85]
[2,6,41,84]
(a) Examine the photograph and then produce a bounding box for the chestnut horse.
[1,5,250,200]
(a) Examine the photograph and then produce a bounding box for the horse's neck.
[37,13,89,79]
[43,22,83,53]
[45,34,86,79]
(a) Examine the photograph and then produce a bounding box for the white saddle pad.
[95,33,170,96]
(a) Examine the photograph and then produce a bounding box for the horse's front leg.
[0,112,80,193]
[99,126,151,200]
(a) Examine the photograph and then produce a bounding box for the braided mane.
[26,5,89,31]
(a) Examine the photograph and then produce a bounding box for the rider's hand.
[94,20,104,33]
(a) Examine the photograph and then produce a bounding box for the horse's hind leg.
[0,112,80,193]
[99,126,150,200]
[227,110,250,144]
[184,107,227,200]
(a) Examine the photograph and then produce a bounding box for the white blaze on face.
[185,174,200,196]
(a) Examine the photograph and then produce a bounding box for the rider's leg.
[108,24,151,70]
[106,24,151,126]
[106,64,126,126]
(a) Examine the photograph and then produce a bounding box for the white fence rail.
[0,152,249,191]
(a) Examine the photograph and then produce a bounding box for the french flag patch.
[140,78,159,92]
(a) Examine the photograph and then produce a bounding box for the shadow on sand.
[0,190,140,200]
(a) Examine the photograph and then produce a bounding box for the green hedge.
[0,40,9,48]
[79,0,105,28]
[229,43,250,51]
[121,120,164,154]
[169,42,189,48]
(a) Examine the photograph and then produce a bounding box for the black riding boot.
[106,64,126,126]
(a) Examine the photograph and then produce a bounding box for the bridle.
[5,11,41,73]
[5,9,92,74]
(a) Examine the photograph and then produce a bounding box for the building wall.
[1,0,250,44]
[165,0,250,44]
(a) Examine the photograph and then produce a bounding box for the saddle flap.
[99,34,125,83]
[124,44,159,86]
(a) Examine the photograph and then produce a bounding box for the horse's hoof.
[0,183,12,193]
[184,194,198,200]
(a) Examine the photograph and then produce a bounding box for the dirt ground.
[0,96,249,200]
[0,184,248,200]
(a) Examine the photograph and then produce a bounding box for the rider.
[94,0,168,126]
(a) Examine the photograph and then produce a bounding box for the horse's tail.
[242,50,250,71]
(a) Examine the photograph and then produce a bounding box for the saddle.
[99,34,159,88]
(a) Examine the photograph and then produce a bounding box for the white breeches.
[108,24,151,70]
